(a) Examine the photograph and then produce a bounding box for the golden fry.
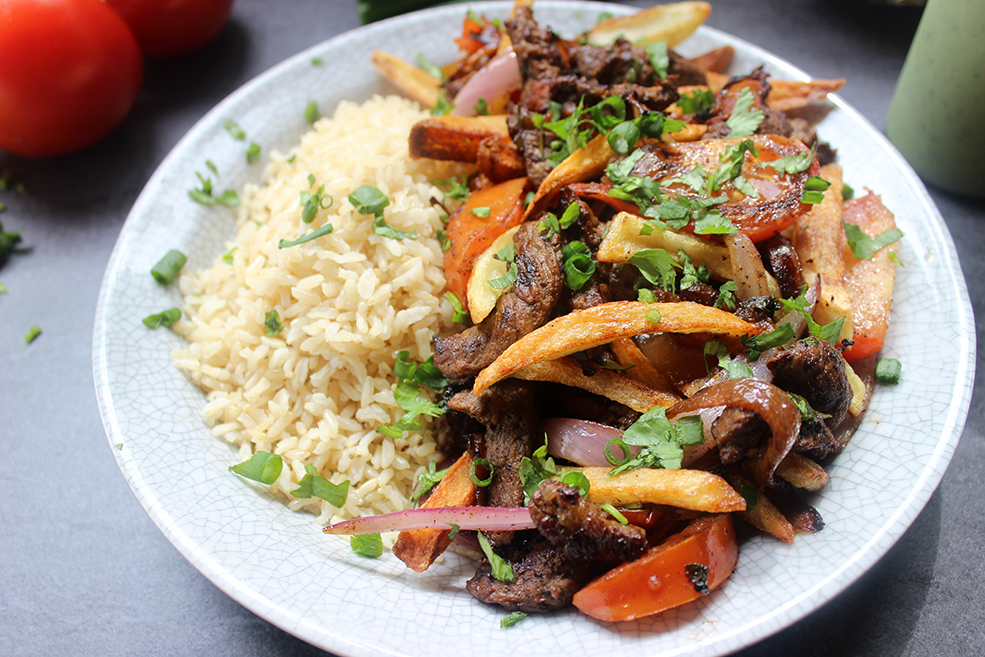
[767,79,846,112]
[371,50,441,109]
[408,114,510,162]
[775,452,829,492]
[473,301,762,395]
[587,1,712,48]
[574,466,747,513]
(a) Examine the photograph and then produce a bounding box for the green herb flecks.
[444,291,471,326]
[500,611,528,628]
[778,286,846,345]
[151,249,187,284]
[188,170,240,208]
[876,357,902,384]
[278,223,334,248]
[561,240,595,291]
[223,119,247,141]
[843,221,904,260]
[143,308,182,329]
[378,351,447,438]
[350,533,383,558]
[741,323,796,361]
[608,407,704,474]
[301,174,333,223]
[518,437,558,504]
[304,101,322,124]
[23,325,41,344]
[477,532,515,582]
[410,460,451,502]
[230,451,283,485]
[677,88,715,115]
[291,464,349,506]
[264,310,284,337]
[246,142,261,164]
[801,176,830,204]
[645,41,669,79]
[488,241,518,290]
[726,87,764,138]
[704,340,753,379]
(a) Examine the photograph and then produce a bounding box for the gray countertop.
[1,1,982,655]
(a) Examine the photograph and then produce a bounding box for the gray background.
[1,0,982,655]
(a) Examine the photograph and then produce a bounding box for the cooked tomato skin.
[0,0,143,158]
[104,0,236,57]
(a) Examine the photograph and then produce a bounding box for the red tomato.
[0,0,143,158]
[105,0,236,57]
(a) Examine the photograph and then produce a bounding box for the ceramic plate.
[93,2,975,655]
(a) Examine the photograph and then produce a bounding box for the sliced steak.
[433,221,562,381]
[766,337,852,427]
[529,480,647,565]
[466,539,593,612]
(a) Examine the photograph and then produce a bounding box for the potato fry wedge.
[572,466,747,513]
[587,1,711,48]
[408,114,509,162]
[791,163,854,345]
[610,337,678,395]
[775,452,829,492]
[466,226,519,323]
[767,79,846,112]
[725,468,795,543]
[512,357,680,412]
[371,50,440,109]
[597,211,733,281]
[689,45,735,74]
[393,452,477,573]
[523,133,619,221]
[473,301,762,395]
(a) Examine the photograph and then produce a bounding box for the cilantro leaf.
[230,451,283,485]
[629,248,680,291]
[726,87,764,138]
[350,533,383,558]
[843,222,904,260]
[478,532,515,582]
[291,465,349,506]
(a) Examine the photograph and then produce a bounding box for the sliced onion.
[667,378,801,487]
[451,47,521,117]
[323,506,535,535]
[543,418,634,466]
[725,232,775,300]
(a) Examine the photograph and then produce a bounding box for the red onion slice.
[668,378,801,487]
[451,48,521,116]
[323,506,535,535]
[543,418,633,466]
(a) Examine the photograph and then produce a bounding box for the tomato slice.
[572,514,738,622]
[443,177,529,307]
[841,193,900,362]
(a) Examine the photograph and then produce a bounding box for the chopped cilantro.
[416,53,446,82]
[704,340,753,379]
[843,222,904,260]
[471,206,491,218]
[518,437,557,503]
[644,41,669,79]
[436,229,451,252]
[488,242,518,289]
[610,407,704,474]
[246,142,261,164]
[629,248,680,291]
[432,90,455,116]
[223,119,246,141]
[434,173,470,202]
[714,280,738,310]
[304,101,322,124]
[677,88,715,115]
[379,351,447,438]
[444,291,471,325]
[410,460,450,502]
[230,451,283,485]
[478,532,515,582]
[500,611,527,628]
[188,170,240,207]
[726,87,764,138]
[291,464,349,506]
[741,323,796,360]
[350,533,383,558]
[475,97,489,115]
[778,286,846,344]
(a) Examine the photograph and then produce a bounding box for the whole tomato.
[0,0,143,158]
[104,0,236,58]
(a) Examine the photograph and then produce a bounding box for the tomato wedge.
[443,177,529,306]
[572,514,738,622]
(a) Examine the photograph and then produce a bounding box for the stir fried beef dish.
[328,0,902,623]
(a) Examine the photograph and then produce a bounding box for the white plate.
[93,2,975,656]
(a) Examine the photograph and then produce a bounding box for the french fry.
[408,114,510,162]
[512,357,680,412]
[523,133,619,221]
[371,50,441,109]
[689,45,735,74]
[775,452,829,492]
[597,211,734,281]
[587,1,712,48]
[791,163,854,345]
[473,301,763,395]
[466,226,519,323]
[610,337,678,395]
[767,79,846,112]
[393,452,478,573]
[573,466,747,513]
[725,469,795,543]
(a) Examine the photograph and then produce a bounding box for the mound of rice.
[173,95,462,527]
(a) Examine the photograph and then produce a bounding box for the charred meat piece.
[766,338,852,428]
[712,406,768,465]
[466,539,593,612]
[448,380,542,547]
[529,480,647,565]
[433,221,562,381]
[759,234,806,300]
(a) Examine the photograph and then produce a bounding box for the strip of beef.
[712,406,768,465]
[767,337,852,427]
[529,480,647,565]
[504,6,678,186]
[433,221,561,381]
[759,234,806,299]
[448,380,541,547]
[466,539,593,612]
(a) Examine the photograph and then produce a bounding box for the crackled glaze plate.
[93,2,975,656]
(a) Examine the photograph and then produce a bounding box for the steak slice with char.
[433,221,561,381]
